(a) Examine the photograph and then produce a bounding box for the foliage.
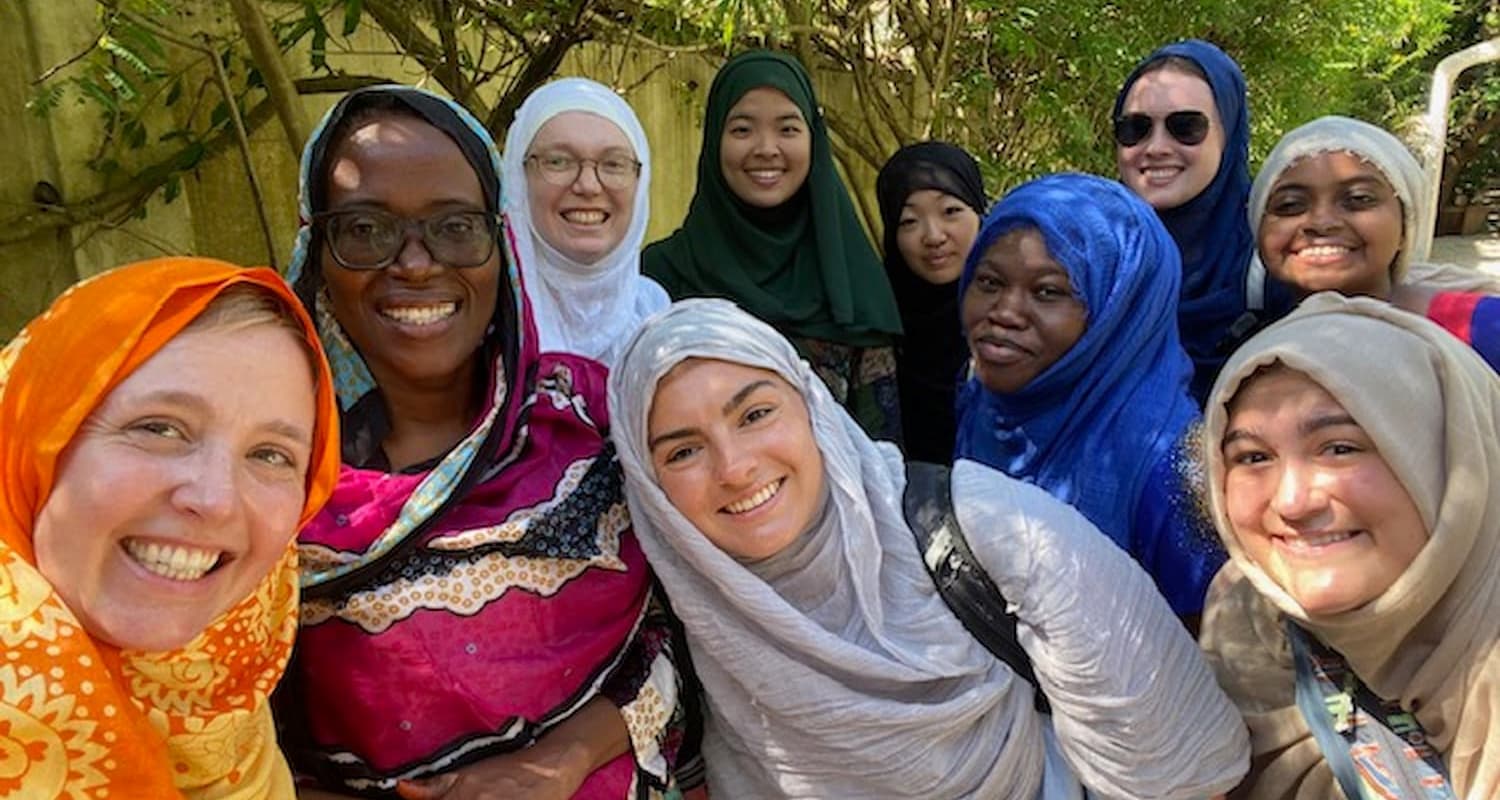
[14,0,1478,244]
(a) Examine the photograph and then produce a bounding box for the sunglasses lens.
[1113,114,1153,147]
[1165,112,1210,146]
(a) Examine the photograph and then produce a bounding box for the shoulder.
[950,458,1096,535]
[1199,563,1295,712]
[635,275,671,314]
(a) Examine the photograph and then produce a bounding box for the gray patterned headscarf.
[607,298,1046,798]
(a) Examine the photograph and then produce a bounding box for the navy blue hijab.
[954,173,1199,549]
[1113,40,1287,402]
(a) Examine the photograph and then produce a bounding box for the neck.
[374,359,481,471]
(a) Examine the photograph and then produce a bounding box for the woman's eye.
[742,405,774,426]
[1344,193,1379,209]
[1035,284,1070,300]
[728,125,751,137]
[975,274,1001,290]
[1268,196,1306,216]
[664,445,698,464]
[897,217,916,229]
[251,447,298,469]
[1322,441,1362,457]
[943,205,966,216]
[1228,450,1269,466]
[134,419,186,440]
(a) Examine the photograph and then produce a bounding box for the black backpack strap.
[903,461,1049,713]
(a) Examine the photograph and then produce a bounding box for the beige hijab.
[1248,115,1500,295]
[1200,292,1500,797]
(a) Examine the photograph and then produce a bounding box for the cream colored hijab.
[1248,115,1500,294]
[1200,292,1500,797]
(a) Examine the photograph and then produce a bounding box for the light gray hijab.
[607,298,1046,799]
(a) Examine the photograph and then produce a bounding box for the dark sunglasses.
[1112,111,1211,147]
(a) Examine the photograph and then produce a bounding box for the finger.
[395,775,458,800]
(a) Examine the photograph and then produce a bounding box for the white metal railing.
[1415,36,1500,261]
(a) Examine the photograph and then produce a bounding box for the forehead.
[327,115,483,203]
[902,188,967,211]
[980,227,1060,269]
[1272,150,1393,191]
[726,87,803,119]
[650,357,790,415]
[529,110,634,155]
[1122,67,1217,115]
[1227,365,1343,421]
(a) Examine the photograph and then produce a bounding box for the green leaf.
[210,100,230,128]
[343,0,365,36]
[165,77,182,107]
[100,35,155,79]
[163,175,181,204]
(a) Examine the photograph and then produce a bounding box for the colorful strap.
[1288,622,1455,800]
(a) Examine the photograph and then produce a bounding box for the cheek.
[657,468,711,527]
[895,227,923,266]
[959,287,988,334]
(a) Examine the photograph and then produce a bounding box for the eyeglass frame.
[523,152,642,190]
[1112,110,1212,148]
[312,208,501,271]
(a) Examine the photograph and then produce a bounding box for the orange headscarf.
[0,257,339,799]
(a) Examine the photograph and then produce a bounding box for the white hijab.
[609,299,1047,799]
[1248,115,1500,293]
[501,77,668,366]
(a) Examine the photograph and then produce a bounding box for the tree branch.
[225,0,311,154]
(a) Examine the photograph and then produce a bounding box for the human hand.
[394,742,590,800]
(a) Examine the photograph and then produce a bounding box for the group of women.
[2,33,1497,800]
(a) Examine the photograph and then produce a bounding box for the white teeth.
[1298,245,1350,258]
[1144,167,1179,178]
[1284,531,1356,551]
[381,303,457,325]
[563,210,607,225]
[748,170,782,180]
[723,480,783,514]
[123,539,221,582]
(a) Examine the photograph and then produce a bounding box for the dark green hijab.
[642,50,900,345]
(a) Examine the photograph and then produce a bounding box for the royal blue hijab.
[1113,40,1287,402]
[954,173,1200,550]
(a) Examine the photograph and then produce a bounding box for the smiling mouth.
[1293,245,1353,263]
[123,538,224,582]
[1142,167,1181,183]
[380,302,458,326]
[722,478,784,515]
[562,209,608,225]
[745,169,784,186]
[1276,529,1361,554]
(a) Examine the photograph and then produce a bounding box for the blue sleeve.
[1469,295,1500,372]
[1129,450,1226,617]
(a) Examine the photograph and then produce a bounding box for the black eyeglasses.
[1112,111,1211,147]
[524,153,641,190]
[315,209,499,270]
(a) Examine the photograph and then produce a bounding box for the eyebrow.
[646,379,774,451]
[726,111,804,124]
[1300,413,1359,436]
[134,389,312,445]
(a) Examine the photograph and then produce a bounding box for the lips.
[1291,244,1354,264]
[123,538,225,582]
[972,334,1033,365]
[562,209,609,225]
[744,167,785,187]
[1275,529,1362,555]
[722,478,784,515]
[1141,166,1182,185]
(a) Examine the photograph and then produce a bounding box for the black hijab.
[875,142,987,463]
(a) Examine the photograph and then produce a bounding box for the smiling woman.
[502,77,668,367]
[1199,293,1500,797]
[643,50,903,443]
[0,257,340,798]
[1249,116,1500,371]
[608,298,1250,799]
[1113,40,1292,402]
[279,85,687,800]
